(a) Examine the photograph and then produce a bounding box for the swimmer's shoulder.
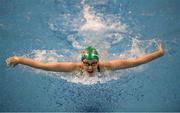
[74,62,82,70]
[99,60,111,70]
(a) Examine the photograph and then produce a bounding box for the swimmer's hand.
[6,56,20,67]
[158,42,165,56]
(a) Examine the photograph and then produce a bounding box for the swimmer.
[6,42,165,76]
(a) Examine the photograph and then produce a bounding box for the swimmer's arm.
[100,42,165,70]
[6,56,81,72]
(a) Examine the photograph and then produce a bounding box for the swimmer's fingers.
[6,58,11,67]
[6,58,13,67]
[6,56,19,68]
[158,42,165,55]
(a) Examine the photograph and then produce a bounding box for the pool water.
[0,0,180,112]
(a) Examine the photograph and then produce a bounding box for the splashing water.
[19,0,159,85]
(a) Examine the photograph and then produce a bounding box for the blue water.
[0,0,180,112]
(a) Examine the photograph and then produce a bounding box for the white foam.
[80,5,106,32]
[67,35,83,49]
[76,2,128,54]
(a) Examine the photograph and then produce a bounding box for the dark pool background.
[0,0,180,112]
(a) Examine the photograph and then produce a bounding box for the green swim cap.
[81,46,99,61]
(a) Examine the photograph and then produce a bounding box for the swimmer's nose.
[88,66,92,70]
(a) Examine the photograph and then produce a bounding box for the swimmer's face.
[82,59,98,75]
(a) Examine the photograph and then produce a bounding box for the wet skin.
[6,42,165,77]
[81,59,98,76]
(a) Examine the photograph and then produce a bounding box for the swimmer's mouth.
[87,70,93,73]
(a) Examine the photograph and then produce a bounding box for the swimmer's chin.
[85,71,94,76]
